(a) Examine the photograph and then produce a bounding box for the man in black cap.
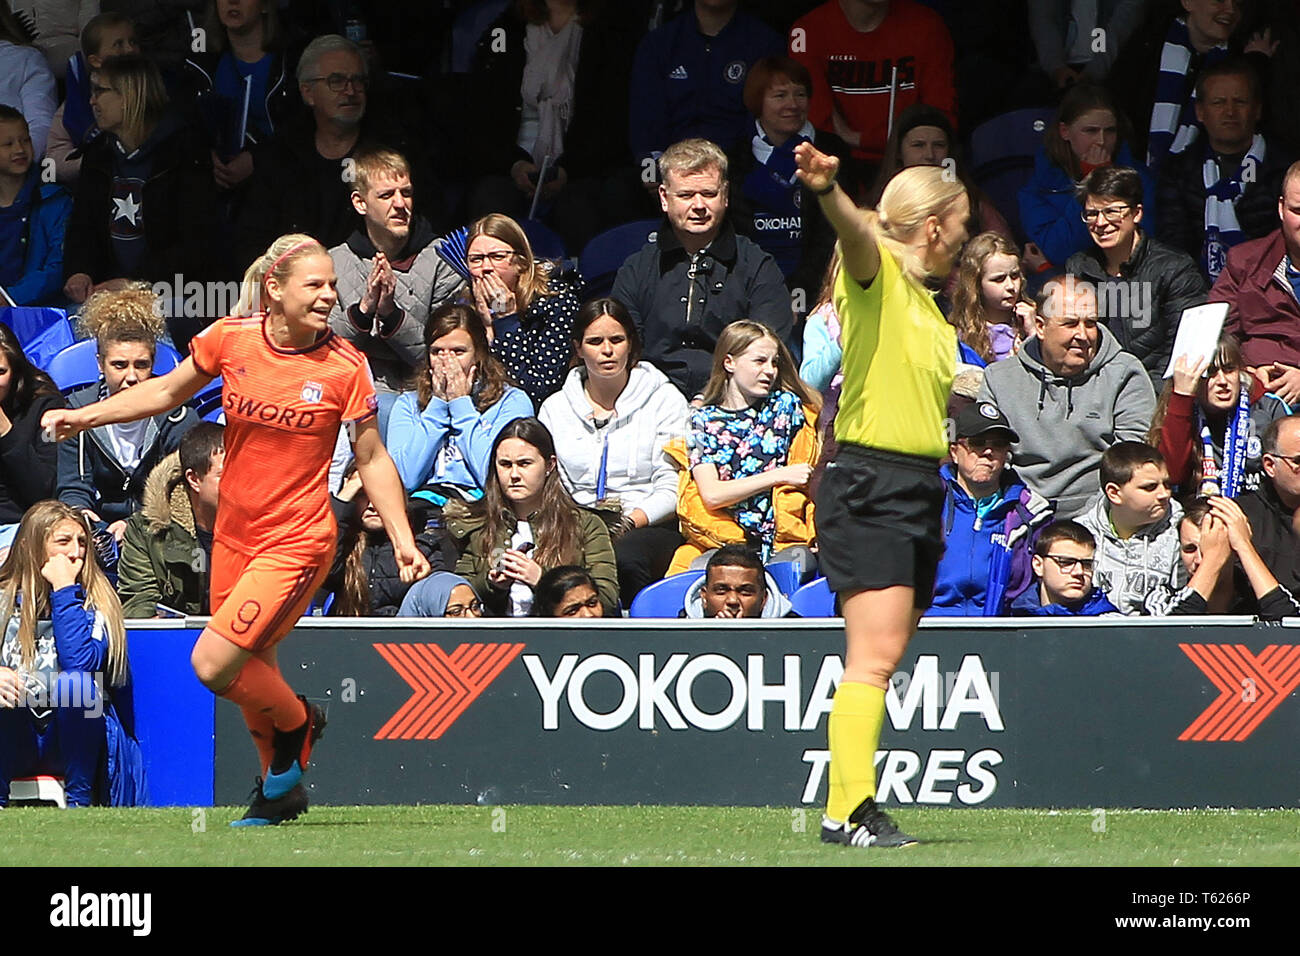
[925,402,1054,616]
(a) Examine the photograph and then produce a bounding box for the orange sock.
[241,706,276,776]
[217,656,307,732]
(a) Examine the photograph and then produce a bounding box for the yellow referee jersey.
[831,239,956,460]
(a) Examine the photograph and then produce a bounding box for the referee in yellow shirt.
[793,142,970,848]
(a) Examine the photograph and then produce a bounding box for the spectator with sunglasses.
[1237,415,1300,598]
[926,404,1053,617]
[1009,520,1119,616]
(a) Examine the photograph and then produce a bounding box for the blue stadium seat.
[765,560,809,597]
[790,577,836,617]
[968,107,1055,245]
[578,219,660,299]
[628,570,705,618]
[520,218,566,262]
[47,339,182,393]
[451,0,509,73]
[192,375,224,421]
[0,307,75,371]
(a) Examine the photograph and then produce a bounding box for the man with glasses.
[926,403,1053,616]
[1066,165,1208,387]
[1237,414,1300,595]
[1009,520,1118,616]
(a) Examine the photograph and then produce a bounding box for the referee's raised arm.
[794,141,880,285]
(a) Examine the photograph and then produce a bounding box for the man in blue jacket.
[927,402,1053,616]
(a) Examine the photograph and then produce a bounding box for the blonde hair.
[233,233,329,316]
[93,53,167,147]
[467,214,554,312]
[352,147,410,196]
[0,501,128,687]
[868,165,967,282]
[659,137,728,182]
[79,283,165,356]
[700,320,821,411]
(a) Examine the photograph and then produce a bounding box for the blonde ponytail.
[233,233,327,316]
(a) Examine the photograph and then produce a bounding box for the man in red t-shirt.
[789,0,957,169]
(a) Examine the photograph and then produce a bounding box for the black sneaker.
[820,797,919,848]
[263,697,327,800]
[230,778,309,828]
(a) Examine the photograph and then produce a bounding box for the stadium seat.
[192,375,224,421]
[628,570,705,618]
[0,306,75,370]
[450,0,509,73]
[7,775,66,808]
[521,218,566,262]
[578,219,660,299]
[765,560,810,597]
[47,339,182,393]
[790,577,836,617]
[968,107,1055,245]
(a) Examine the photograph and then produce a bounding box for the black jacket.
[56,382,198,527]
[727,127,853,298]
[1065,230,1208,385]
[1155,137,1295,265]
[326,497,457,616]
[1238,481,1300,598]
[463,4,640,180]
[63,111,229,286]
[609,216,794,397]
[176,47,299,156]
[0,391,66,525]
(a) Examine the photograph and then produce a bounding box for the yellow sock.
[827,681,885,823]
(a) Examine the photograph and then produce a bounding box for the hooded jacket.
[926,464,1054,617]
[978,324,1156,518]
[662,404,820,575]
[1065,229,1209,386]
[1009,584,1120,616]
[328,218,465,391]
[1077,492,1188,615]
[538,361,689,526]
[680,568,795,619]
[610,216,794,398]
[0,168,72,306]
[116,451,208,618]
[1018,142,1156,267]
[56,382,198,527]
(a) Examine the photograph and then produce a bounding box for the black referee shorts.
[815,443,946,608]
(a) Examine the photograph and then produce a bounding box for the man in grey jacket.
[979,275,1157,518]
[328,148,463,428]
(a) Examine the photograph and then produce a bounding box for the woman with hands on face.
[444,416,618,617]
[0,500,146,807]
[1149,333,1287,497]
[464,213,583,407]
[386,303,534,504]
[1171,494,1300,619]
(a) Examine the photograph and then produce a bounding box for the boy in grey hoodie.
[978,275,1156,518]
[1077,442,1188,615]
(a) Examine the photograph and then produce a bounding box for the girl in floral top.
[688,320,822,559]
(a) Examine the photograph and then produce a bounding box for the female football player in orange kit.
[44,233,430,825]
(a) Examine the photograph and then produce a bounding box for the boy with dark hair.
[1077,440,1187,614]
[1010,520,1119,616]
[1065,164,1208,386]
[681,543,794,618]
[117,422,225,617]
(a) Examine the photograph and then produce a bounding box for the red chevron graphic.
[373,642,526,740]
[1178,644,1300,741]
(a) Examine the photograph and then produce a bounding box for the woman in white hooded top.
[539,296,688,606]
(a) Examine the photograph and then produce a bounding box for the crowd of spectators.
[1,0,1300,632]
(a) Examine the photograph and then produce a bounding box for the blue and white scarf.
[1202,133,1266,281]
[1196,382,1250,499]
[1147,18,1228,173]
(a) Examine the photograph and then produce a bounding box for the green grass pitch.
[2,806,1297,866]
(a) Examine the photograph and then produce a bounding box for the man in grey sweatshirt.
[978,275,1157,518]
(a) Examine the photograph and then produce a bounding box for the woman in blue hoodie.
[0,500,146,806]
[1018,83,1156,269]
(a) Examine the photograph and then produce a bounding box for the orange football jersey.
[190,316,377,557]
